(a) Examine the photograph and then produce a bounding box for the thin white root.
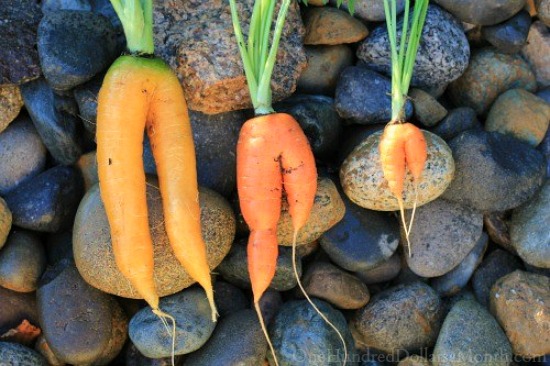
[254,301,279,366]
[397,197,411,257]
[152,308,177,366]
[292,231,348,366]
[407,183,419,242]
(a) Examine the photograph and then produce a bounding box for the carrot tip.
[152,308,177,366]
[254,301,279,366]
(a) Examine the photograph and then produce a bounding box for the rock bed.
[0,0,549,365]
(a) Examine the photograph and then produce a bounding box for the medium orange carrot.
[97,0,217,328]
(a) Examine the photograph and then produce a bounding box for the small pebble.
[433,0,526,25]
[352,282,443,355]
[299,261,370,309]
[0,84,23,134]
[431,107,481,141]
[0,230,46,292]
[538,0,550,26]
[73,74,103,136]
[129,288,216,358]
[354,252,401,285]
[303,7,369,45]
[409,88,448,127]
[490,270,550,358]
[213,281,249,318]
[521,21,550,88]
[330,0,404,22]
[0,198,11,249]
[0,287,38,334]
[483,212,515,253]
[481,10,531,53]
[0,341,48,366]
[257,289,283,325]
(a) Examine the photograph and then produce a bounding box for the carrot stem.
[109,0,154,54]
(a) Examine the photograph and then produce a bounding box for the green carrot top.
[383,0,429,123]
[110,0,154,55]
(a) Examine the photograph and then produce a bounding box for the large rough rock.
[357,5,470,90]
[490,271,550,358]
[0,1,42,84]
[340,130,455,211]
[73,177,236,298]
[153,0,306,114]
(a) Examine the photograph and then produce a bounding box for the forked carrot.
[97,1,217,361]
[229,0,348,364]
[379,0,429,256]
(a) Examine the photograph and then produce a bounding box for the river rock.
[276,177,345,246]
[352,282,443,355]
[538,0,550,26]
[442,130,546,211]
[481,10,531,53]
[331,0,404,22]
[448,48,536,115]
[257,288,283,325]
[357,5,470,90]
[431,233,488,297]
[522,21,550,88]
[354,253,401,285]
[94,297,129,365]
[125,343,184,366]
[153,0,306,114]
[270,299,355,365]
[0,198,11,249]
[20,78,84,165]
[34,335,64,366]
[485,89,550,146]
[0,342,48,366]
[0,1,42,84]
[490,270,550,358]
[76,151,99,192]
[190,109,244,197]
[409,88,448,127]
[185,309,267,366]
[0,84,23,133]
[4,166,84,232]
[433,0,526,25]
[213,281,248,318]
[0,287,38,334]
[483,212,514,253]
[299,261,370,309]
[73,177,236,298]
[335,67,413,125]
[297,45,354,96]
[37,260,118,365]
[431,107,481,141]
[472,249,523,307]
[217,238,302,291]
[433,299,512,366]
[303,7,369,45]
[510,180,550,268]
[320,195,400,272]
[275,95,343,159]
[0,230,46,292]
[340,129,455,211]
[129,288,216,358]
[0,116,47,195]
[73,74,103,136]
[406,199,483,278]
[37,10,118,90]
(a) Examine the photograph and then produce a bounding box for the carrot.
[97,2,217,361]
[379,0,429,256]
[229,0,349,364]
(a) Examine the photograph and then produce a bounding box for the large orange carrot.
[229,0,350,364]
[97,0,217,327]
[379,0,429,255]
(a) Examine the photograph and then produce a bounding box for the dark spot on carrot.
[108,158,112,165]
[142,89,147,94]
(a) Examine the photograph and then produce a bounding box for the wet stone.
[0,342,48,366]
[20,78,84,165]
[430,107,481,141]
[481,10,531,53]
[4,166,84,233]
[409,88,448,127]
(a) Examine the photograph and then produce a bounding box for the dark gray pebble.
[430,107,481,141]
[5,165,84,232]
[433,0,526,25]
[354,252,401,285]
[73,74,103,136]
[214,280,249,318]
[482,10,531,54]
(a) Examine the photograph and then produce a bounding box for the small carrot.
[97,2,217,361]
[379,0,429,255]
[230,0,348,364]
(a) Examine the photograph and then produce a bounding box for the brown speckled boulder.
[73,176,236,298]
[153,0,306,114]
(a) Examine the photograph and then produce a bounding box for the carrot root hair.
[152,307,177,366]
[254,301,279,366]
[291,230,348,366]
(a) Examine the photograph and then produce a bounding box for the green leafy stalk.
[230,0,294,115]
[383,0,429,122]
[110,0,154,55]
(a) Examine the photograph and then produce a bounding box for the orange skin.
[379,122,427,252]
[237,113,317,303]
[97,55,216,319]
